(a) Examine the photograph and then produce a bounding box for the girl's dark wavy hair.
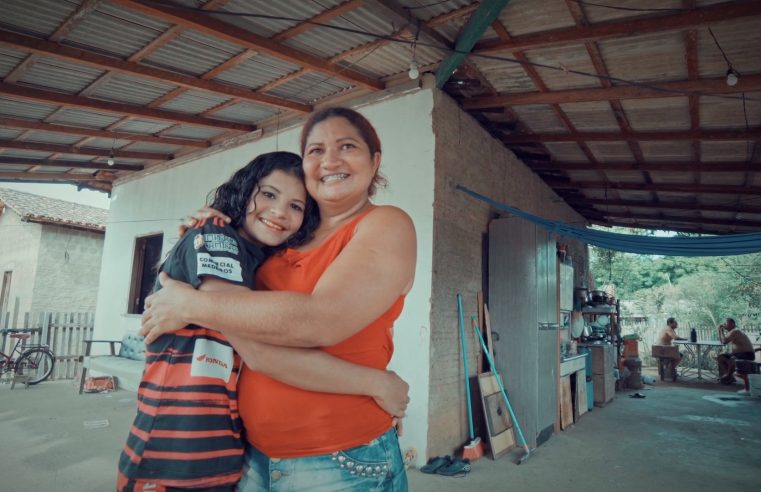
[206,151,320,251]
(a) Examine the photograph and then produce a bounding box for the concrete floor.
[1,376,760,492]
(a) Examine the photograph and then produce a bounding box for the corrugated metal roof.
[588,141,636,162]
[471,55,535,93]
[145,29,246,77]
[214,0,338,38]
[63,2,172,58]
[0,0,78,38]
[214,53,301,90]
[583,0,688,24]
[115,119,175,134]
[702,141,753,161]
[89,73,177,105]
[19,56,103,94]
[159,90,232,114]
[341,41,447,80]
[697,16,761,78]
[23,131,82,145]
[600,31,688,84]
[499,0,576,36]
[544,142,588,162]
[121,142,180,154]
[512,104,566,132]
[559,101,620,131]
[0,46,27,79]
[47,108,123,129]
[266,71,352,104]
[0,149,53,159]
[161,125,224,140]
[284,9,385,59]
[83,138,132,149]
[639,141,693,161]
[207,101,278,124]
[0,128,22,140]
[0,97,57,120]
[524,44,602,91]
[701,91,761,130]
[621,97,691,132]
[0,164,30,172]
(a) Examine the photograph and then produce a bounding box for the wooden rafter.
[546,179,761,196]
[48,0,101,42]
[474,1,761,54]
[427,3,480,27]
[589,220,733,235]
[0,172,108,182]
[601,212,761,230]
[565,197,761,215]
[465,74,761,108]
[273,0,363,41]
[0,31,310,113]
[0,139,171,160]
[0,157,142,172]
[0,82,254,131]
[3,54,38,84]
[0,117,208,148]
[128,25,184,62]
[501,128,761,144]
[111,0,384,91]
[529,161,761,172]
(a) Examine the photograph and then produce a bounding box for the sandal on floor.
[435,458,471,477]
[629,392,646,399]
[420,455,452,474]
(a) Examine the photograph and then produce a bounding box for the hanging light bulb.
[726,67,739,86]
[408,59,420,80]
[107,150,115,166]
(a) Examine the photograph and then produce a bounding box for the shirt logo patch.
[202,233,239,255]
[193,233,205,250]
[196,253,242,282]
[191,338,234,382]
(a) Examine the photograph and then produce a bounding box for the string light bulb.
[726,67,739,86]
[107,150,115,166]
[408,59,420,80]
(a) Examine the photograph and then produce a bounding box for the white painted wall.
[94,90,435,464]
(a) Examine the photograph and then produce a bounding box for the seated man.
[656,317,685,365]
[717,318,755,385]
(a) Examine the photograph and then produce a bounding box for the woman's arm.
[201,277,409,417]
[142,206,416,347]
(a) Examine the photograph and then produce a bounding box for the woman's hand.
[178,206,230,237]
[372,370,410,419]
[140,272,197,344]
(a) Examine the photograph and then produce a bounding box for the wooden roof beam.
[273,0,363,41]
[0,139,171,161]
[111,0,383,91]
[0,31,310,113]
[0,172,107,182]
[545,179,761,195]
[48,0,101,42]
[0,82,254,131]
[474,1,761,54]
[503,128,761,143]
[588,219,735,235]
[566,197,761,215]
[0,157,142,172]
[530,161,761,172]
[467,73,761,108]
[0,117,209,148]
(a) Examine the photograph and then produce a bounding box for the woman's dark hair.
[299,106,388,197]
[207,151,320,249]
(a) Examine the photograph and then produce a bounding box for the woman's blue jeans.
[236,427,408,491]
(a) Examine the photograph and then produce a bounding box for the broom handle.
[457,294,475,441]
[472,321,529,450]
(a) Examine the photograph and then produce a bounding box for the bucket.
[749,374,761,399]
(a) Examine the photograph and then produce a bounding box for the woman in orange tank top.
[141,107,417,491]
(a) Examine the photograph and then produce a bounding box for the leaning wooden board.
[478,372,516,459]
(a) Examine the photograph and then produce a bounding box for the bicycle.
[0,329,56,385]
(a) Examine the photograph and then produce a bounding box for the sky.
[0,182,111,209]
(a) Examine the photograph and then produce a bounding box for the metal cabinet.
[488,218,558,447]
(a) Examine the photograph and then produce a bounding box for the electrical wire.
[707,26,735,70]
[135,0,761,103]
[568,0,686,13]
[404,1,452,10]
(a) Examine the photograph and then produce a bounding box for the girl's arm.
[141,206,416,348]
[200,277,409,417]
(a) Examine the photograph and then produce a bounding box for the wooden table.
[674,340,724,380]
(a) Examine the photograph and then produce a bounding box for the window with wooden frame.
[127,233,164,315]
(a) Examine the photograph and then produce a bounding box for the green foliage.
[590,240,761,328]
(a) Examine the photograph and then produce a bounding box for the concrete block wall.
[31,224,104,312]
[426,91,588,457]
[0,208,42,319]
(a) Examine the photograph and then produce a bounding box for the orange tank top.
[237,207,406,458]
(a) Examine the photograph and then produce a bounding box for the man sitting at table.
[657,317,686,365]
[717,318,755,385]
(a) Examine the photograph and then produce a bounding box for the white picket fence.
[1,312,95,381]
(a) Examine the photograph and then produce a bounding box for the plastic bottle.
[690,327,697,343]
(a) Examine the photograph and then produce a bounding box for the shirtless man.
[656,317,685,364]
[717,318,755,385]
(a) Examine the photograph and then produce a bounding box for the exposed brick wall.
[30,224,104,312]
[427,91,588,457]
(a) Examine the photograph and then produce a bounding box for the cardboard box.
[590,344,615,375]
[593,373,615,406]
[623,339,639,358]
